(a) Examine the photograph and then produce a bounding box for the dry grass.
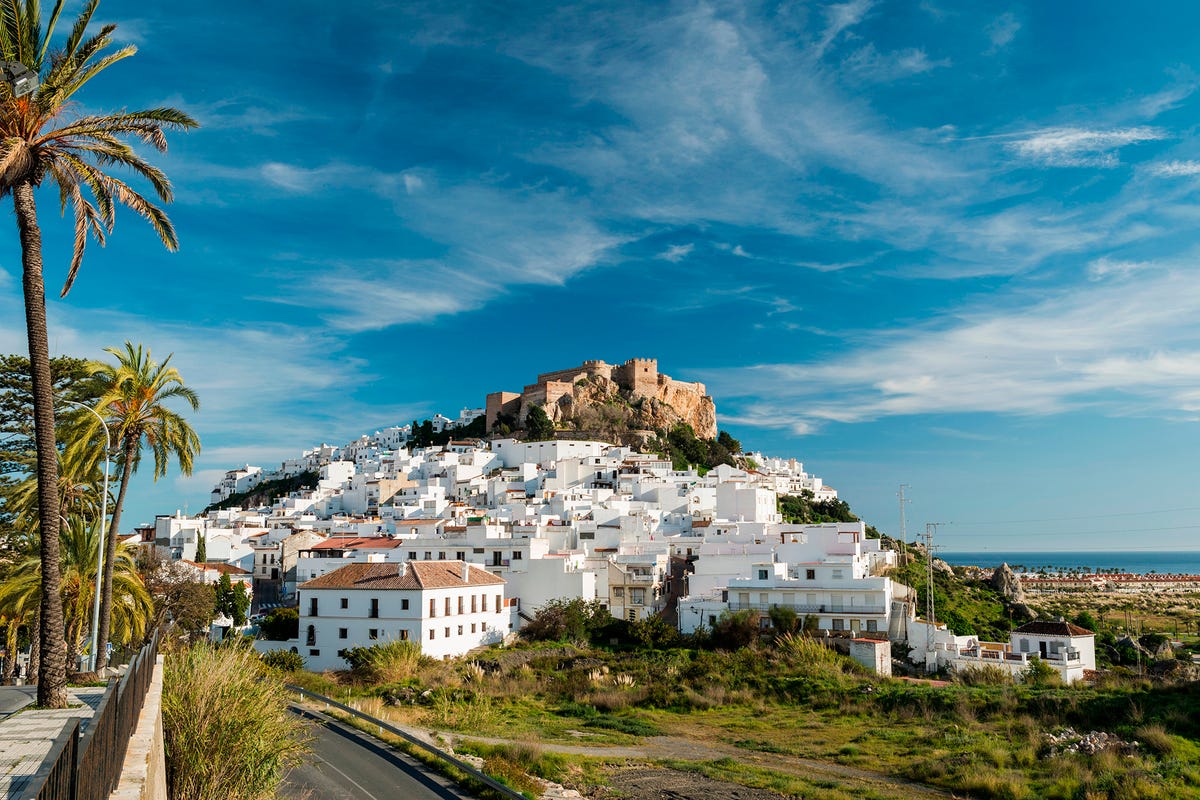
[163,644,310,800]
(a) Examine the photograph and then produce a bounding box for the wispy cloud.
[985,12,1020,52]
[657,243,695,262]
[1087,256,1154,281]
[1148,159,1200,177]
[844,44,950,82]
[701,268,1200,430]
[1008,127,1166,168]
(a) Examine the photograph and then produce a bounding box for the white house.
[293,560,509,669]
[908,618,1095,684]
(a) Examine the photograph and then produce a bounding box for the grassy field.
[275,634,1200,800]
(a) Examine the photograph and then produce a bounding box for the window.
[458,625,463,635]
[806,569,816,580]
[408,551,417,560]
[370,598,379,618]
[309,649,320,656]
[438,552,446,560]
[832,619,845,631]
[401,598,409,611]
[613,587,624,597]
[424,551,431,560]
[866,620,877,632]
[340,598,348,609]
[338,628,348,639]
[429,629,435,640]
[399,630,409,641]
[512,551,522,560]
[456,552,465,561]
[444,597,451,615]
[709,615,717,626]
[481,594,488,612]
[444,627,450,637]
[631,589,645,605]
[832,569,844,580]
[306,625,316,646]
[457,597,464,614]
[471,623,476,633]
[309,598,318,617]
[430,598,436,617]
[758,569,769,580]
[369,629,378,640]
[471,595,477,613]
[495,594,502,612]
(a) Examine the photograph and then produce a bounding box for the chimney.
[398,562,407,577]
[461,561,470,583]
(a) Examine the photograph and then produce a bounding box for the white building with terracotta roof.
[292,560,509,668]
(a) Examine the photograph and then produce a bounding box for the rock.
[932,558,954,576]
[990,563,1028,605]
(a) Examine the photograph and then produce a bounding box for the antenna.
[897,484,910,561]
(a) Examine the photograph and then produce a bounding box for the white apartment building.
[289,560,508,669]
[908,619,1095,684]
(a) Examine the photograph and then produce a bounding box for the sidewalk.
[0,686,106,799]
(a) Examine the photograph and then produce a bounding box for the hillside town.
[147,395,1096,683]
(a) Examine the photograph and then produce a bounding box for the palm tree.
[0,518,152,670]
[0,1,196,706]
[88,341,198,670]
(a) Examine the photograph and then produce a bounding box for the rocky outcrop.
[990,563,1035,620]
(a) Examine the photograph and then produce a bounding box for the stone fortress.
[485,358,718,440]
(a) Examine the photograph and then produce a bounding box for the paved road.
[282,707,478,800]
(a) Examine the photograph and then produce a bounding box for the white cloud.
[815,0,875,58]
[658,244,695,262]
[985,12,1020,52]
[1148,160,1200,177]
[1008,127,1166,168]
[1087,257,1154,281]
[844,44,950,81]
[700,268,1200,431]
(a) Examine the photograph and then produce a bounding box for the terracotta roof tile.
[300,561,505,591]
[1013,620,1094,637]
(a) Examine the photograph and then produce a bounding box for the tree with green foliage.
[87,341,200,669]
[1,0,197,707]
[194,533,206,564]
[524,405,556,441]
[257,607,299,641]
[213,573,249,627]
[521,598,612,644]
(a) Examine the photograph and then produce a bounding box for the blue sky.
[3,0,1200,552]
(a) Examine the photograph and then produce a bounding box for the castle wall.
[485,391,522,431]
[614,358,659,396]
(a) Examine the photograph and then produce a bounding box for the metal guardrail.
[287,684,525,800]
[33,631,159,800]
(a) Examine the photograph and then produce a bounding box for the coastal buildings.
[171,413,919,670]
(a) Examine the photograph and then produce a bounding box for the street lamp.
[61,400,110,673]
[0,61,38,98]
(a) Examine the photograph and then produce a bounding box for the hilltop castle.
[485,358,718,439]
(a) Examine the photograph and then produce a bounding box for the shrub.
[341,639,428,683]
[261,649,305,672]
[164,644,309,800]
[257,607,298,640]
[1023,656,1060,686]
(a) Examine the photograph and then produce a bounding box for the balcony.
[726,602,886,615]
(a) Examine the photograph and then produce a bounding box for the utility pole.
[922,522,944,659]
[897,484,910,561]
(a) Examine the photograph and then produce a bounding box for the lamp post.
[0,60,38,97]
[62,400,110,673]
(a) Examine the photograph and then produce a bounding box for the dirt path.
[303,700,960,800]
[438,730,960,799]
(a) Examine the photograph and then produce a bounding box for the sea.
[939,550,1200,576]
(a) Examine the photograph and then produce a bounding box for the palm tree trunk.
[28,607,41,684]
[2,619,16,684]
[14,182,68,709]
[96,436,135,671]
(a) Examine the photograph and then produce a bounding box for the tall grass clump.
[342,639,429,683]
[163,644,309,800]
